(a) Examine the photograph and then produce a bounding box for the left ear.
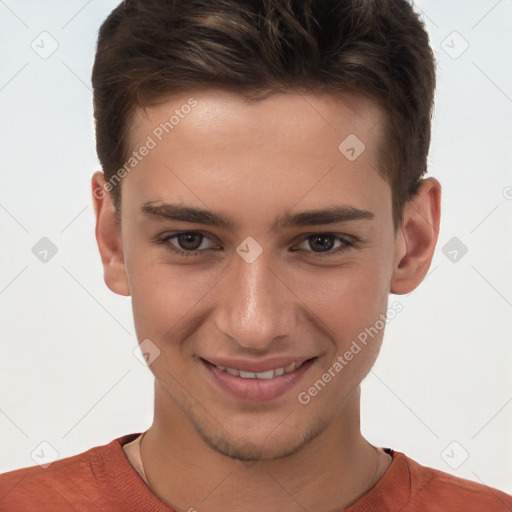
[390,177,442,295]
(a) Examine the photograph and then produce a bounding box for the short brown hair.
[92,0,436,230]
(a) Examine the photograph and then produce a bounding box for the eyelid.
[292,231,356,244]
[294,233,353,247]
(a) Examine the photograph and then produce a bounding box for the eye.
[294,234,355,258]
[158,231,218,257]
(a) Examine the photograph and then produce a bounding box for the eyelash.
[156,231,357,259]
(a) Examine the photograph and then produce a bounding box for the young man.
[1,0,511,510]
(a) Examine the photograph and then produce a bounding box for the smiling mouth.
[201,357,318,379]
[200,357,318,402]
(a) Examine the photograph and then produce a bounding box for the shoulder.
[0,433,140,512]
[401,452,512,511]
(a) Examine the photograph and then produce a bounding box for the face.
[102,88,406,460]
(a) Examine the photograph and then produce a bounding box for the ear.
[91,171,130,296]
[390,177,441,295]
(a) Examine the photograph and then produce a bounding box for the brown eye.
[175,233,204,251]
[158,231,218,257]
[294,233,354,258]
[308,235,337,252]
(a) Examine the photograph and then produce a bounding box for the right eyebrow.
[141,203,236,231]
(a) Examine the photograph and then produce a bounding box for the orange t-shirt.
[1,433,511,511]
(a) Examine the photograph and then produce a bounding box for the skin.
[92,88,441,512]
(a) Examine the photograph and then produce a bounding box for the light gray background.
[1,0,511,496]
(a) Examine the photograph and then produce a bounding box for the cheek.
[293,264,390,404]
[289,260,389,345]
[127,254,225,342]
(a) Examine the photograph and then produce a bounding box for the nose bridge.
[215,250,291,349]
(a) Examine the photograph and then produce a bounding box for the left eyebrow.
[140,202,374,231]
[271,206,375,230]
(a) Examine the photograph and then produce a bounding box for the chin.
[191,415,326,463]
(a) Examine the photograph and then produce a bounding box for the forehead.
[124,88,391,227]
[131,87,383,151]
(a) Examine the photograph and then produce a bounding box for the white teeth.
[284,362,296,373]
[253,370,275,380]
[239,371,256,378]
[214,361,306,379]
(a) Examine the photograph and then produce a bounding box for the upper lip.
[202,356,315,373]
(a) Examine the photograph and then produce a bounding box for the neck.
[139,383,391,512]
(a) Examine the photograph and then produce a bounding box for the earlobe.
[390,177,441,295]
[91,171,131,297]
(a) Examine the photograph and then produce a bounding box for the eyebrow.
[141,202,374,231]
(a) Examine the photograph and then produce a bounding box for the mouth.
[207,359,307,379]
[200,357,318,402]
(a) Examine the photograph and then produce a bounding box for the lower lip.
[201,358,316,403]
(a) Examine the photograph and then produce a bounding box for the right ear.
[91,171,130,296]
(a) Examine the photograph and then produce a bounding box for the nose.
[213,247,294,351]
